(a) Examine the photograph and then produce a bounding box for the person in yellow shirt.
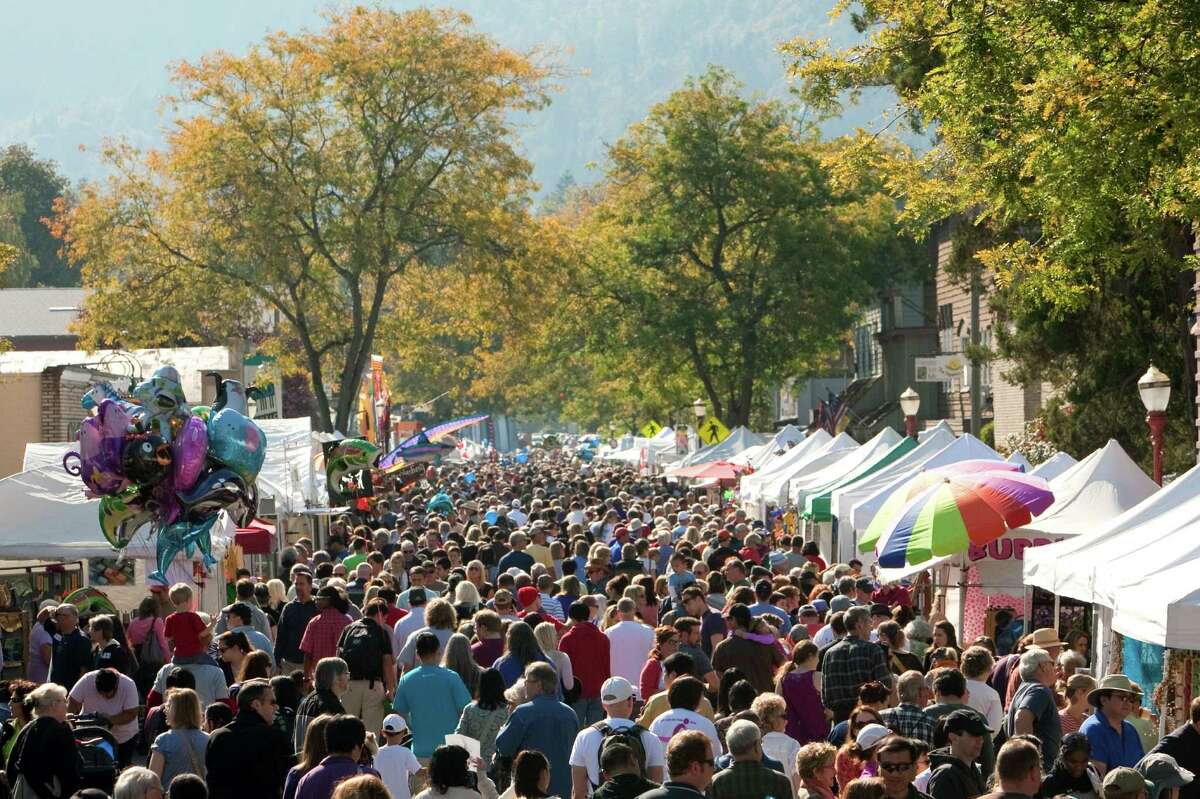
[525,522,556,572]
[637,652,715,727]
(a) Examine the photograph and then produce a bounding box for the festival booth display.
[873,440,1152,651]
[847,433,1004,563]
[830,422,957,562]
[1023,458,1200,723]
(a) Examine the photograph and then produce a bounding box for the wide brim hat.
[1089,673,1138,707]
[1028,627,1066,649]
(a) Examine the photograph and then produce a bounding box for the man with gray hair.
[113,766,163,799]
[710,719,793,799]
[822,605,896,721]
[881,670,934,743]
[49,602,92,688]
[1005,647,1061,770]
[497,531,535,574]
[294,656,349,751]
[496,662,580,799]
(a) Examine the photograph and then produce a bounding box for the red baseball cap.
[517,586,540,608]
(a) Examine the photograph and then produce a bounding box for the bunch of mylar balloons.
[63,366,266,584]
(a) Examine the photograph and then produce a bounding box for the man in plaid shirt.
[300,586,352,680]
[822,606,896,721]
[881,670,934,743]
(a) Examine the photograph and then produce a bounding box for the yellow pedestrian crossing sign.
[639,420,663,438]
[698,417,730,445]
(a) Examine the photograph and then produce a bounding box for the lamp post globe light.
[692,399,707,419]
[899,386,921,439]
[1137,364,1171,485]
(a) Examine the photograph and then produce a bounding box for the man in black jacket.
[928,711,989,799]
[275,567,318,676]
[206,679,294,799]
[1151,696,1200,799]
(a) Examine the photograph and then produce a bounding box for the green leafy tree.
[0,145,76,286]
[60,7,551,433]
[582,67,920,427]
[786,0,1200,472]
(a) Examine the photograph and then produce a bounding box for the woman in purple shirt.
[777,641,830,744]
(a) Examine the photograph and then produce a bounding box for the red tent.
[665,460,750,480]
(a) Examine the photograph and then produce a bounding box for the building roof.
[0,288,88,338]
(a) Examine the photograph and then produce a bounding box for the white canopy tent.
[0,460,232,611]
[599,426,677,466]
[1030,451,1079,481]
[788,428,903,507]
[848,433,1005,565]
[880,438,1155,583]
[676,426,766,468]
[829,422,956,562]
[742,432,859,510]
[1024,459,1200,649]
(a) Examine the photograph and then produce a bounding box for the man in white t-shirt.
[647,676,723,759]
[604,599,655,696]
[508,500,529,528]
[68,667,141,767]
[565,502,588,528]
[375,714,422,799]
[569,677,665,799]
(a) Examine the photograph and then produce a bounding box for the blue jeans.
[572,697,603,729]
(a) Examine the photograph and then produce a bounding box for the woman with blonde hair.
[148,687,208,786]
[533,622,574,698]
[5,683,79,798]
[795,741,838,799]
[266,579,288,612]
[454,580,482,614]
[466,560,488,589]
[283,714,332,799]
[332,774,392,799]
[442,633,484,698]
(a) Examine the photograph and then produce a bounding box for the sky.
[1,2,917,194]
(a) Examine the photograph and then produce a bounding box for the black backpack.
[337,620,384,682]
[593,721,648,783]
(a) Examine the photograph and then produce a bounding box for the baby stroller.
[70,713,119,795]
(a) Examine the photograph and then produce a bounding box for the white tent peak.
[1029,451,1078,481]
[678,426,767,467]
[1019,439,1156,537]
[1006,451,1032,471]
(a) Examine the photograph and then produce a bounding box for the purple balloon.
[172,415,208,491]
[75,399,132,496]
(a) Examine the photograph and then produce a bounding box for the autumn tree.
[575,67,919,427]
[786,0,1200,472]
[61,7,550,432]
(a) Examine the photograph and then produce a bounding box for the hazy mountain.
[0,1,916,194]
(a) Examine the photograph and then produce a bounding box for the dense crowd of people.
[4,454,1198,799]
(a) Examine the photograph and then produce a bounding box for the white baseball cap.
[601,676,635,704]
[382,713,408,734]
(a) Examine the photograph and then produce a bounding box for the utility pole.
[969,269,982,436]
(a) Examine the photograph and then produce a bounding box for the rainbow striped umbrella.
[861,461,1054,568]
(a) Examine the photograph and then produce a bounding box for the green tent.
[802,435,917,522]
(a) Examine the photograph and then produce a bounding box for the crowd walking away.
[9,453,1197,799]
